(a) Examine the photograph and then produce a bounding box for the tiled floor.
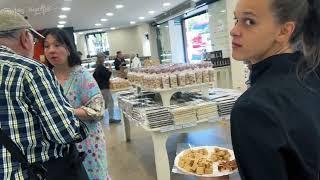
[103,107,240,180]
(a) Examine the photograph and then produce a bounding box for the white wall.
[76,24,159,59]
[107,27,143,56]
[208,0,230,58]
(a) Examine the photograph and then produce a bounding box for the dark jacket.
[114,58,126,71]
[231,52,320,180]
[93,64,112,89]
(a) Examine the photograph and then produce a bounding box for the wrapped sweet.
[202,70,210,83]
[170,74,178,88]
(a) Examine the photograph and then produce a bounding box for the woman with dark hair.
[43,28,110,180]
[230,0,320,179]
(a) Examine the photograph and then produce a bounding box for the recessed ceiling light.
[106,12,114,16]
[148,10,155,14]
[157,25,160,27]
[58,15,67,19]
[58,21,66,24]
[110,27,116,30]
[163,2,171,7]
[57,25,64,28]
[100,18,108,22]
[130,21,136,25]
[95,23,102,26]
[115,4,124,9]
[139,17,145,20]
[61,7,71,11]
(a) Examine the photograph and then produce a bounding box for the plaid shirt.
[0,46,88,179]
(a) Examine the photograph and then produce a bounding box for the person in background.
[0,9,88,179]
[94,52,121,123]
[43,28,110,180]
[230,0,320,179]
[131,53,142,69]
[114,51,127,78]
[114,51,126,70]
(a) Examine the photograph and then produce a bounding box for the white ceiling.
[0,0,188,31]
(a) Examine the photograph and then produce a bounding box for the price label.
[160,125,175,132]
[182,122,197,128]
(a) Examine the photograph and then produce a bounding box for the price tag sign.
[182,122,197,128]
[160,125,175,132]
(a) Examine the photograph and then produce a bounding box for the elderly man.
[0,9,88,179]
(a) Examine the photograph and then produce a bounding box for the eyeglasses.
[26,29,39,45]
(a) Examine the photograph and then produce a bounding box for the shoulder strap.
[0,129,29,166]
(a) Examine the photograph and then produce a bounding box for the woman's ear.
[276,21,296,44]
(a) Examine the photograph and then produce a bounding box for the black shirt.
[93,64,112,89]
[231,52,320,180]
[114,58,126,71]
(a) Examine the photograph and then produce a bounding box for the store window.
[85,32,109,57]
[184,12,212,63]
[156,22,172,64]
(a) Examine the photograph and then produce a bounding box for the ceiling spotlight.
[57,25,64,28]
[100,18,108,22]
[115,4,124,9]
[139,16,145,20]
[58,15,67,19]
[61,7,71,11]
[106,12,114,16]
[148,10,155,14]
[130,21,136,25]
[163,2,171,7]
[58,21,66,24]
[110,27,116,30]
[95,23,102,26]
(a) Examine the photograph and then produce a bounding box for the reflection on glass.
[85,32,109,56]
[157,22,172,64]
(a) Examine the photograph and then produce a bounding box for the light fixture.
[61,7,71,11]
[95,23,102,26]
[58,15,67,19]
[157,25,160,27]
[100,18,108,22]
[110,27,116,30]
[220,10,226,13]
[106,12,114,16]
[57,25,64,28]
[78,32,84,35]
[97,29,103,32]
[163,2,171,7]
[58,21,66,24]
[139,16,145,20]
[115,4,124,9]
[130,21,136,25]
[165,25,169,28]
[148,10,155,14]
